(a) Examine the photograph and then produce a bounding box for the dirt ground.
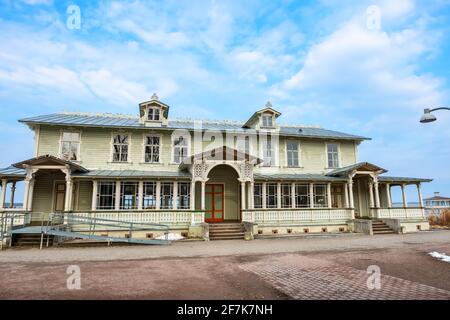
[0,232,449,299]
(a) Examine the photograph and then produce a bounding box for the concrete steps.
[209,223,245,240]
[12,234,54,247]
[372,220,395,235]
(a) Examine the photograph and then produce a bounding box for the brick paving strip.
[240,254,450,300]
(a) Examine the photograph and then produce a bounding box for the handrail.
[0,211,29,250]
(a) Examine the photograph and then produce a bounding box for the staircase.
[12,234,54,247]
[372,220,395,235]
[209,223,245,240]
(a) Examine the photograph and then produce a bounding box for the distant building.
[424,192,450,215]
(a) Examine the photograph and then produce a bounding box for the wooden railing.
[371,207,425,219]
[242,208,354,225]
[71,210,205,227]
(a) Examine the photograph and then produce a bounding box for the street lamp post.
[420,107,450,123]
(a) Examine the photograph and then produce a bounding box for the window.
[147,107,160,121]
[97,181,116,210]
[262,115,273,127]
[60,131,80,161]
[266,183,278,208]
[295,184,309,207]
[327,143,339,168]
[262,139,274,166]
[160,182,173,209]
[235,136,251,159]
[113,134,129,162]
[254,183,263,209]
[331,185,343,208]
[314,184,327,207]
[178,182,190,209]
[120,182,138,210]
[172,136,189,164]
[144,136,160,163]
[286,141,299,167]
[143,182,156,209]
[281,183,291,208]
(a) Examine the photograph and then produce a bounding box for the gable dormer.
[139,93,170,127]
[243,101,281,130]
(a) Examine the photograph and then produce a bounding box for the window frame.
[142,181,157,209]
[266,183,278,208]
[111,132,131,163]
[286,140,300,168]
[96,181,116,210]
[326,143,340,169]
[59,130,81,162]
[120,181,139,210]
[261,138,275,167]
[261,114,274,127]
[171,134,190,164]
[177,182,191,209]
[295,183,310,208]
[160,182,174,209]
[147,106,161,121]
[253,183,263,209]
[281,183,292,208]
[314,184,328,208]
[143,134,162,164]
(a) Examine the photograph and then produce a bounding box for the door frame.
[205,183,225,223]
[52,180,66,213]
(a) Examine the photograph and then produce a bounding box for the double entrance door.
[204,184,224,223]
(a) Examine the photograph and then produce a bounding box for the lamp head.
[420,108,437,123]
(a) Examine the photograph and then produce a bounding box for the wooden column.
[114,180,121,211]
[173,181,178,210]
[374,181,380,208]
[249,181,254,209]
[190,181,196,210]
[327,183,332,208]
[401,184,408,207]
[309,183,314,208]
[385,183,392,207]
[344,183,349,208]
[262,182,267,209]
[291,182,296,209]
[156,181,161,210]
[9,181,16,209]
[240,181,246,210]
[137,181,144,210]
[348,181,354,208]
[201,180,206,210]
[417,183,423,208]
[91,180,98,211]
[0,179,6,209]
[276,182,281,209]
[368,182,374,208]
[27,179,35,211]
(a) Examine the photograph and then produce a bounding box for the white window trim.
[160,181,174,209]
[170,133,191,165]
[285,139,302,168]
[110,132,132,163]
[325,142,341,169]
[58,129,82,163]
[177,182,191,210]
[259,135,278,167]
[141,133,163,164]
[146,106,162,122]
[260,113,275,128]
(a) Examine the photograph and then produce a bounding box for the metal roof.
[326,162,387,177]
[378,176,433,183]
[254,173,347,182]
[13,154,89,173]
[72,170,191,179]
[19,113,370,141]
[0,166,26,177]
[424,196,450,201]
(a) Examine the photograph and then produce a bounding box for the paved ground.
[0,231,449,299]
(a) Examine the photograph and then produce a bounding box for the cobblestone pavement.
[240,254,450,300]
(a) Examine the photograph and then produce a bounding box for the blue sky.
[0,0,449,200]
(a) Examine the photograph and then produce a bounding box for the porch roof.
[326,162,387,177]
[254,173,347,182]
[180,146,263,167]
[12,155,89,173]
[378,176,433,183]
[0,166,26,178]
[71,169,191,179]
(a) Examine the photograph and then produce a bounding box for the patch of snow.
[156,233,184,241]
[428,251,450,263]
